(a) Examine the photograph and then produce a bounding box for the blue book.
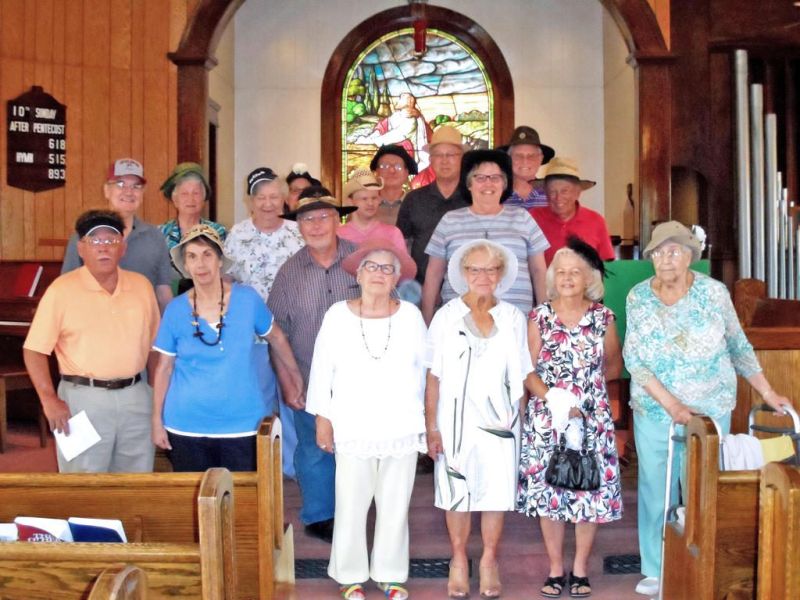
[67,517,126,542]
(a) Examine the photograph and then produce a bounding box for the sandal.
[377,582,409,599]
[339,583,366,600]
[569,572,592,598]
[447,563,470,598]
[541,574,566,598]
[479,563,502,598]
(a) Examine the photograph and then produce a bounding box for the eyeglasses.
[110,181,144,191]
[362,260,396,275]
[472,174,504,184]
[298,212,335,224]
[378,163,407,172]
[651,248,687,260]
[431,152,461,160]
[82,237,122,246]
[464,265,501,277]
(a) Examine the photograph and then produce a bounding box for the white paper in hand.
[54,410,101,462]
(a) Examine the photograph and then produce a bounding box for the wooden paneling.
[0,0,196,260]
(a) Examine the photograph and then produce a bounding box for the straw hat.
[539,157,596,190]
[422,125,470,152]
[280,185,357,221]
[343,169,384,199]
[169,224,233,279]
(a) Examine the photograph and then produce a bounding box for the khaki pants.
[56,379,154,473]
[328,452,417,584]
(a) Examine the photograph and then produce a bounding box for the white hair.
[545,247,604,301]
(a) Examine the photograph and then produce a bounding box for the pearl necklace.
[358,301,392,360]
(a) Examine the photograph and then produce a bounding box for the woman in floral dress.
[518,238,623,599]
[224,166,305,477]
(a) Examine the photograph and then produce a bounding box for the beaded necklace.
[191,278,226,346]
[358,300,392,360]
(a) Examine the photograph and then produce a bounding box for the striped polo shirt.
[425,205,549,313]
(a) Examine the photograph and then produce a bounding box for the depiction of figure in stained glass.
[343,29,494,189]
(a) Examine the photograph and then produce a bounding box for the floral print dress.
[517,302,623,523]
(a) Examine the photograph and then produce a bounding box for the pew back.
[662,416,760,600]
[0,468,235,600]
[757,462,800,599]
[87,564,149,600]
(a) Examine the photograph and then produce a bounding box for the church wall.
[0,0,196,259]
[232,0,613,227]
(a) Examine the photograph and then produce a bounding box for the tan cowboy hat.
[539,157,596,190]
[422,125,470,152]
[280,185,357,220]
[343,169,384,199]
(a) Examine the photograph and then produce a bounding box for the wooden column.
[169,57,217,169]
[631,54,675,246]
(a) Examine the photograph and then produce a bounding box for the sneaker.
[635,577,659,596]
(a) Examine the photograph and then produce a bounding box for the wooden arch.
[319,5,514,197]
[174,0,671,240]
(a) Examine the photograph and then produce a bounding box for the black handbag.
[544,417,601,491]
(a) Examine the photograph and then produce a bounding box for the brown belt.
[61,374,141,390]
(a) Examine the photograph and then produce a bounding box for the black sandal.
[541,574,566,598]
[569,572,592,598]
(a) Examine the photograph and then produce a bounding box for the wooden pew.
[0,467,235,599]
[0,417,292,600]
[87,565,148,600]
[733,279,800,433]
[757,462,800,599]
[662,416,760,600]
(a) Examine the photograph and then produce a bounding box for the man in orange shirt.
[23,210,160,473]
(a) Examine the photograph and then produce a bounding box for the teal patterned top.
[623,272,761,422]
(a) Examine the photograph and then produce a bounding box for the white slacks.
[328,451,417,584]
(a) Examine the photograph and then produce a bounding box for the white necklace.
[358,301,392,360]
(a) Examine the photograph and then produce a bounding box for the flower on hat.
[292,162,309,175]
[691,225,707,252]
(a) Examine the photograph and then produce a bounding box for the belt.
[62,374,142,390]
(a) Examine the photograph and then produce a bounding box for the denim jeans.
[292,407,336,524]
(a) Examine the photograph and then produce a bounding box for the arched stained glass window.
[342,28,494,188]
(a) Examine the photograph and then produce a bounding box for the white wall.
[232,0,630,226]
[209,19,236,229]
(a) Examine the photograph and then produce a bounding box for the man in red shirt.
[530,157,615,265]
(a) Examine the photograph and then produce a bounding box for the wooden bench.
[0,416,292,600]
[756,462,800,599]
[662,416,761,599]
[87,564,148,600]
[0,467,236,599]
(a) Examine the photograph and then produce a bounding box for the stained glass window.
[342,28,494,188]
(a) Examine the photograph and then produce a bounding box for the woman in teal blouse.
[622,221,789,598]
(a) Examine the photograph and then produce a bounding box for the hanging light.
[408,0,429,57]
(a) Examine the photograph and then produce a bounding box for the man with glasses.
[396,125,469,285]
[499,125,556,210]
[61,158,173,312]
[23,210,160,473]
[267,186,360,543]
[368,144,418,226]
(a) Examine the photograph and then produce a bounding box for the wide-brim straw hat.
[538,156,596,190]
[280,185,357,220]
[422,125,470,153]
[343,170,384,199]
[497,125,555,164]
[342,236,417,282]
[643,220,702,262]
[169,224,233,279]
[447,239,519,296]
[459,149,514,203]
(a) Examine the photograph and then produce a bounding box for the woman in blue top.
[623,220,790,598]
[151,224,303,471]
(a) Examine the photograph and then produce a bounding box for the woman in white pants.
[306,236,427,600]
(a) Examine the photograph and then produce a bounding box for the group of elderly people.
[29,127,792,600]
